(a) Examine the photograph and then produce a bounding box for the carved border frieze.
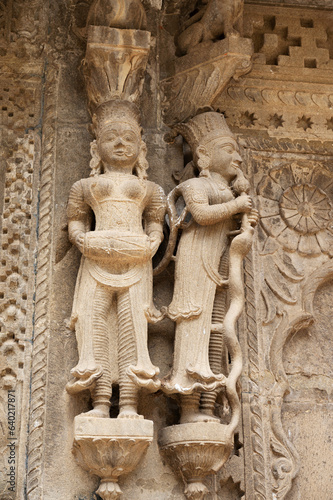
[26,61,59,500]
[242,145,333,499]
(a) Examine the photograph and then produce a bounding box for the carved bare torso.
[83,174,148,233]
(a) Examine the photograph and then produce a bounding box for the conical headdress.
[174,112,235,154]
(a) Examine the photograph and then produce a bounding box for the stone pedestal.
[73,417,154,500]
[159,422,233,500]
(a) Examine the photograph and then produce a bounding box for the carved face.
[198,137,242,179]
[97,121,141,169]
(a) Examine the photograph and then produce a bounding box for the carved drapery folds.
[155,111,257,498]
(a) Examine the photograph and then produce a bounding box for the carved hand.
[248,207,259,227]
[75,232,85,253]
[234,194,252,214]
[149,233,162,256]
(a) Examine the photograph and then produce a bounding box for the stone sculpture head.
[90,100,148,179]
[175,111,243,182]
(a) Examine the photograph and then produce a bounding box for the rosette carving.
[257,163,333,257]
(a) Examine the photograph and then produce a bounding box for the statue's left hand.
[149,234,162,256]
[75,232,85,253]
[248,208,259,227]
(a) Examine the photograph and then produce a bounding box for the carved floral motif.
[159,423,233,500]
[257,163,333,257]
[83,26,151,114]
[73,417,153,500]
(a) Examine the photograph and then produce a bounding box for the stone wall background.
[0,1,332,499]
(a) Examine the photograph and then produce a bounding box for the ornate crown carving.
[92,100,142,136]
[174,111,235,153]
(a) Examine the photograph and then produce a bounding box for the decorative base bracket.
[159,422,233,500]
[73,417,153,500]
[161,36,253,126]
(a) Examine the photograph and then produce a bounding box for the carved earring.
[89,139,102,177]
[136,142,148,180]
[197,149,211,177]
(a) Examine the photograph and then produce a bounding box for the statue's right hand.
[235,194,252,213]
[75,232,85,253]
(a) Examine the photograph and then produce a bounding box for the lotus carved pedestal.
[159,422,233,500]
[73,417,153,500]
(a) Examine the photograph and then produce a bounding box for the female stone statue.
[66,100,166,419]
[157,111,257,424]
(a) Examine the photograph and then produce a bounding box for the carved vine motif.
[252,151,333,498]
[269,312,314,499]
[243,252,267,500]
[26,63,59,500]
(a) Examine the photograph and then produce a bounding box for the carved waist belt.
[83,230,151,264]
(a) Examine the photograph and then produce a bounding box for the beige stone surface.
[0,1,332,499]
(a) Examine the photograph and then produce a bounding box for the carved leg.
[117,289,141,419]
[123,282,160,391]
[85,284,113,418]
[201,251,229,418]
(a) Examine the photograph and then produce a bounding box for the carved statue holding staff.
[156,111,258,425]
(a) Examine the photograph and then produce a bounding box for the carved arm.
[67,180,93,252]
[143,183,167,255]
[182,184,252,226]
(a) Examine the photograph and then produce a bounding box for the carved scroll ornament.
[162,36,253,126]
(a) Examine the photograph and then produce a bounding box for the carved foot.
[118,406,143,419]
[78,405,110,419]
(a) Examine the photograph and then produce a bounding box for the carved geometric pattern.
[257,161,333,257]
[244,7,333,69]
[0,79,40,147]
[216,5,333,140]
[0,133,36,496]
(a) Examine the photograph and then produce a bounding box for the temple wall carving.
[0,1,332,499]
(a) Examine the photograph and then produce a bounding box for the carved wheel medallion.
[279,184,332,235]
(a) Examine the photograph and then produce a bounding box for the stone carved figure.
[86,0,147,30]
[176,0,244,55]
[66,100,166,419]
[158,111,257,424]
